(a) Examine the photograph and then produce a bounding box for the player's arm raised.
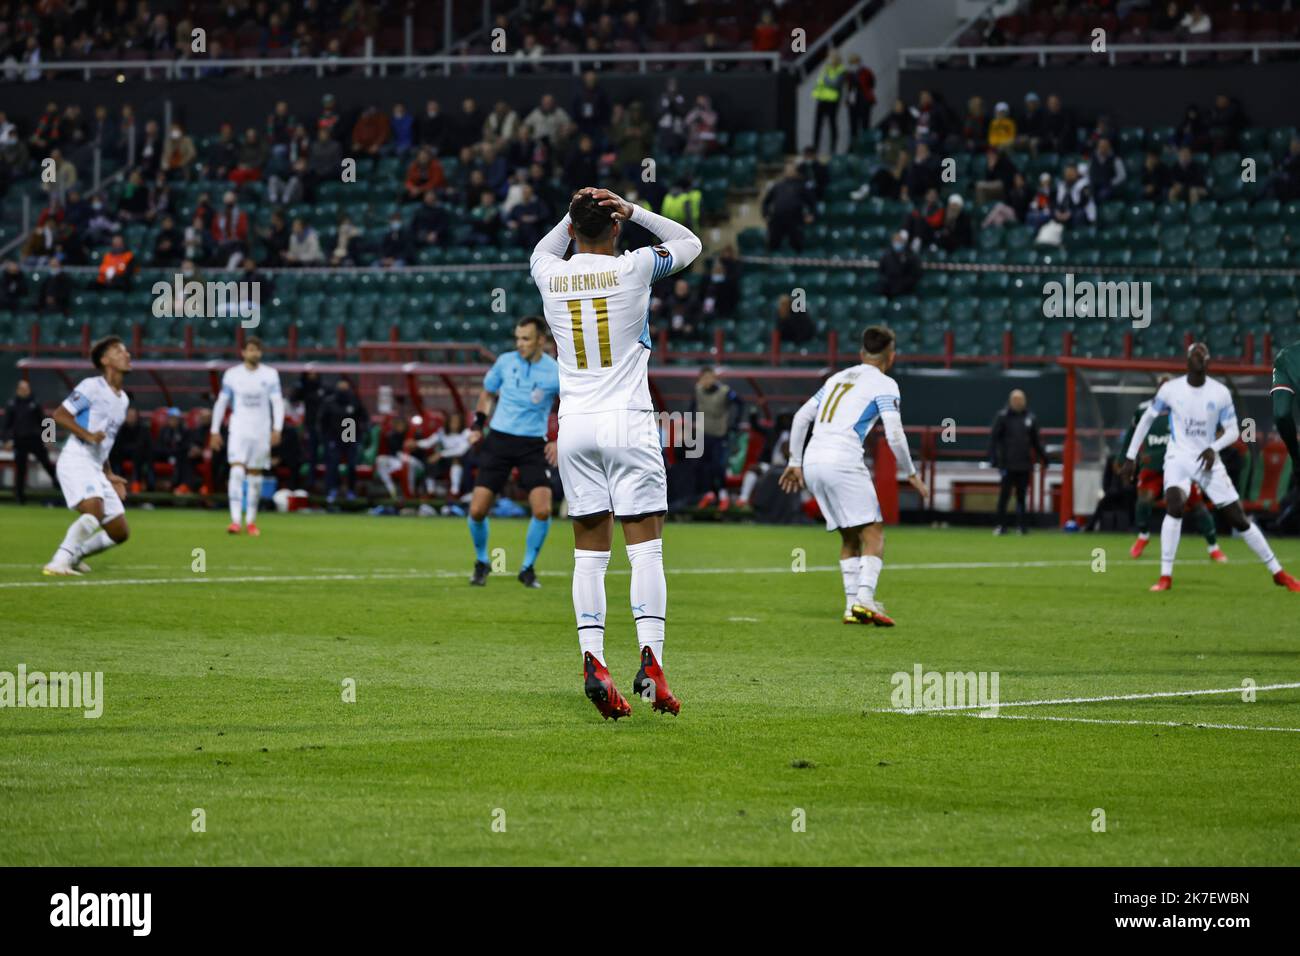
[779,393,820,493]
[592,187,702,274]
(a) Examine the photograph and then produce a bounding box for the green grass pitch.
[2,505,1298,866]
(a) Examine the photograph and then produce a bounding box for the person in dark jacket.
[293,370,328,490]
[35,259,72,314]
[109,405,155,492]
[989,389,1048,534]
[761,163,816,253]
[2,380,58,503]
[877,230,921,297]
[318,378,370,502]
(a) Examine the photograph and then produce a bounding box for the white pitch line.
[882,682,1300,714]
[940,712,1300,734]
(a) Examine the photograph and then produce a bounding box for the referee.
[467,316,561,587]
[2,380,58,504]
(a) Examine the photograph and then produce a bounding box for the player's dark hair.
[861,325,895,356]
[90,335,123,370]
[568,192,615,242]
[516,315,547,338]
[244,335,264,350]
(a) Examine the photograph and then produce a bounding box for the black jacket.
[762,177,814,225]
[2,394,45,440]
[318,388,370,441]
[293,375,328,432]
[989,406,1047,471]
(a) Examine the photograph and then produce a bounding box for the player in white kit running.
[209,336,284,536]
[530,187,701,720]
[780,326,930,625]
[1122,341,1300,592]
[43,336,133,576]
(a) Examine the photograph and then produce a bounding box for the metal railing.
[901,41,1300,68]
[13,49,783,82]
[789,0,893,78]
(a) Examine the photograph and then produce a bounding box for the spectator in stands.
[258,210,290,268]
[307,125,342,186]
[29,102,61,153]
[763,163,815,253]
[901,140,941,201]
[906,188,946,247]
[1153,1,1182,32]
[878,230,921,298]
[879,98,915,140]
[684,95,720,156]
[935,194,973,252]
[375,212,412,268]
[506,184,546,247]
[147,172,173,224]
[230,128,268,185]
[612,100,652,182]
[1053,163,1096,227]
[856,148,909,201]
[331,213,364,266]
[204,123,239,181]
[268,152,308,205]
[989,389,1047,535]
[1271,136,1300,202]
[137,120,162,179]
[411,190,447,248]
[468,190,502,246]
[36,258,71,314]
[83,104,116,167]
[1174,104,1208,151]
[563,134,600,191]
[266,101,296,159]
[41,148,76,197]
[661,178,701,231]
[775,293,814,345]
[1041,94,1075,154]
[151,214,182,266]
[483,100,519,146]
[571,72,611,142]
[524,93,572,152]
[97,234,136,290]
[960,96,989,153]
[1,259,26,311]
[287,217,324,265]
[1141,149,1172,200]
[1167,146,1208,203]
[811,48,846,154]
[974,145,1017,205]
[351,105,391,157]
[1089,138,1126,203]
[163,123,197,181]
[650,279,700,342]
[403,147,445,203]
[798,146,829,201]
[2,380,59,504]
[514,33,545,70]
[654,78,689,156]
[505,123,538,173]
[317,93,342,140]
[109,407,153,494]
[319,378,369,504]
[117,168,150,222]
[211,191,249,267]
[911,89,949,148]
[987,102,1016,151]
[1179,3,1211,35]
[0,111,29,172]
[1017,92,1045,153]
[700,248,741,321]
[1207,93,1245,154]
[389,103,413,155]
[844,53,876,145]
[84,193,121,245]
[753,9,780,51]
[449,98,483,155]
[416,99,445,154]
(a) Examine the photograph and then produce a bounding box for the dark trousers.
[696,434,728,497]
[767,216,804,253]
[11,436,57,503]
[813,100,840,153]
[324,439,359,494]
[997,468,1031,529]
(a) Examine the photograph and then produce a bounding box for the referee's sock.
[468,515,490,564]
[522,516,550,569]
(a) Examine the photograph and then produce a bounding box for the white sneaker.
[42,561,82,577]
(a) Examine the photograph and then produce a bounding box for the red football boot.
[1149,575,1173,591]
[584,652,631,720]
[246,523,261,537]
[1208,547,1227,563]
[1273,570,1300,592]
[226,522,242,535]
[851,601,896,626]
[631,646,680,715]
[1129,536,1149,559]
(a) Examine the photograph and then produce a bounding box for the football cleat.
[1273,570,1300,592]
[73,560,91,573]
[1130,536,1150,559]
[584,652,631,720]
[1208,547,1227,563]
[42,562,81,577]
[695,492,717,510]
[852,601,895,627]
[1150,575,1173,591]
[517,566,541,589]
[469,560,490,586]
[226,522,242,535]
[843,612,865,624]
[631,646,680,715]
[246,523,261,538]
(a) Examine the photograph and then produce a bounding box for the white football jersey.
[803,364,902,466]
[1149,375,1236,459]
[214,363,284,436]
[60,376,130,467]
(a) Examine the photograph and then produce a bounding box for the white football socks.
[857,555,883,606]
[53,513,100,566]
[228,464,246,525]
[76,530,116,561]
[1160,513,1182,576]
[839,557,860,613]
[1240,523,1282,574]
[245,473,263,524]
[573,549,610,664]
[627,539,666,666]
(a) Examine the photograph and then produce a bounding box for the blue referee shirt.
[484,350,560,439]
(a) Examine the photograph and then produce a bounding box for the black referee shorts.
[473,430,552,495]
